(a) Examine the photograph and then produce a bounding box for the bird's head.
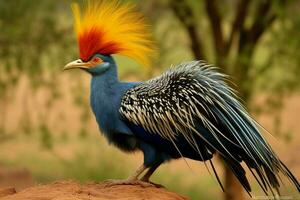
[64,0,155,75]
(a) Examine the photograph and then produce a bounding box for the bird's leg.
[103,164,155,187]
[140,162,164,188]
[126,164,147,181]
[140,163,159,182]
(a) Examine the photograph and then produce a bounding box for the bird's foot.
[102,179,160,188]
[144,181,164,188]
[140,178,165,188]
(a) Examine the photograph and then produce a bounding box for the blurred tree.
[0,0,74,81]
[0,0,75,136]
[142,0,300,199]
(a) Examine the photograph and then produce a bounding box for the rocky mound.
[0,181,189,200]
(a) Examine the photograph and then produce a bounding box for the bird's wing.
[120,61,268,161]
[119,61,300,195]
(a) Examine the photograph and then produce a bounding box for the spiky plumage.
[71,0,155,65]
[120,61,300,195]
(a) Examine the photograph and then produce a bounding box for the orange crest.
[71,0,156,66]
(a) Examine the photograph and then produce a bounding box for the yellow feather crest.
[71,0,156,66]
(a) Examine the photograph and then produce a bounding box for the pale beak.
[63,59,93,70]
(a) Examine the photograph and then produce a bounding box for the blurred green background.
[0,0,300,200]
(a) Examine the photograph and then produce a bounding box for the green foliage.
[254,2,300,94]
[0,0,75,135]
[0,0,74,74]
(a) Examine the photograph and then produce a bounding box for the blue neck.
[89,59,134,135]
[91,63,118,87]
[90,61,122,111]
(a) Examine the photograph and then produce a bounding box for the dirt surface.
[0,166,34,191]
[0,181,189,200]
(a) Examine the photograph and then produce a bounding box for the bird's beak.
[63,59,93,70]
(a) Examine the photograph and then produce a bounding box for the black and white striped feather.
[120,61,300,195]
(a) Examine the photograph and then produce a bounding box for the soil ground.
[0,181,189,200]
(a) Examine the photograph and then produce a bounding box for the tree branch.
[248,0,274,44]
[235,1,284,101]
[169,0,205,60]
[204,0,225,59]
[239,1,281,55]
[226,0,250,54]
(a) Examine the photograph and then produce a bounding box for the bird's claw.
[146,181,164,188]
[102,179,161,188]
[140,177,165,188]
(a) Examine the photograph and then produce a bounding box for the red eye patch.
[92,57,102,63]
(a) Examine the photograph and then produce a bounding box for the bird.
[64,0,300,197]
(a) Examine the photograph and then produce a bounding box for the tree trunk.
[224,166,244,200]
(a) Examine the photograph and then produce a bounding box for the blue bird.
[64,0,300,197]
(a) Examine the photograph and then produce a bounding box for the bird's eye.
[92,57,102,63]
